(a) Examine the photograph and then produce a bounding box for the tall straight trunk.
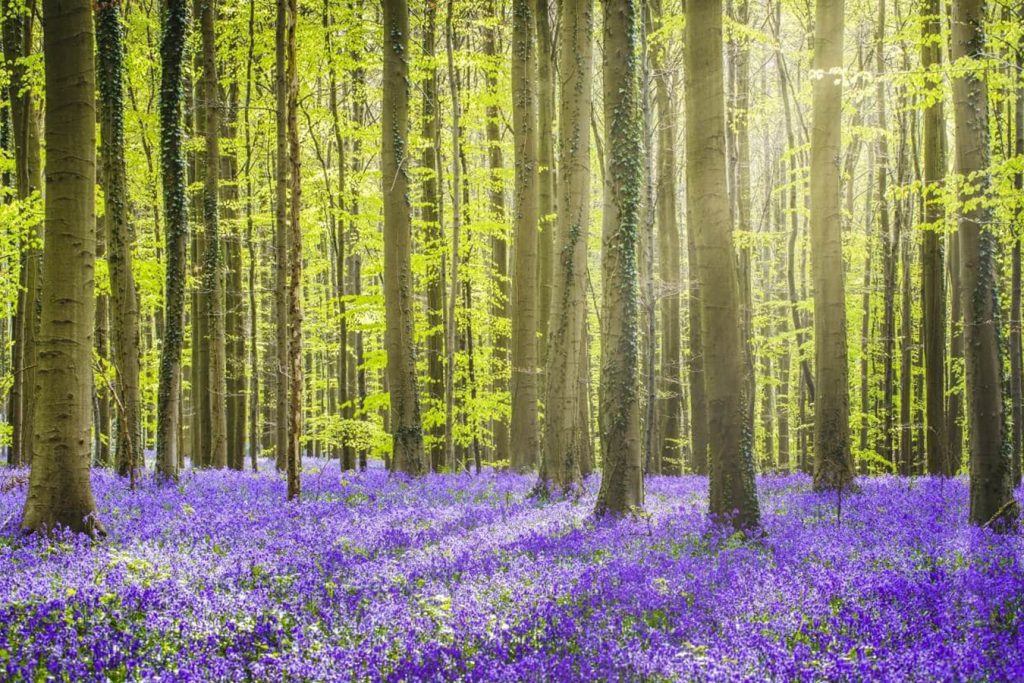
[952,0,1017,528]
[535,0,556,368]
[95,217,111,466]
[199,0,228,470]
[244,0,259,470]
[921,0,948,476]
[651,0,682,475]
[222,88,246,472]
[639,8,657,476]
[876,0,897,467]
[539,0,591,493]
[285,0,302,499]
[21,0,102,535]
[774,170,791,471]
[728,0,756,431]
[685,0,759,527]
[595,0,644,516]
[156,0,189,479]
[96,0,143,477]
[1012,25,1024,488]
[509,0,540,472]
[685,223,707,475]
[274,0,289,473]
[383,0,427,475]
[420,1,445,472]
[483,7,511,465]
[2,0,42,469]
[860,142,875,458]
[810,0,855,491]
[445,0,463,473]
[897,117,913,476]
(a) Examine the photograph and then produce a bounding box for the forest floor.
[0,461,1022,681]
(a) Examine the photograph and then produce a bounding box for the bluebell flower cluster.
[0,463,1021,681]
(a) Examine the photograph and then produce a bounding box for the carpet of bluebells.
[1,461,1023,682]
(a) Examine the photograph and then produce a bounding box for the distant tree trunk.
[685,0,759,527]
[810,0,855,491]
[244,0,260,471]
[539,0,591,493]
[651,0,682,475]
[685,223,707,476]
[2,0,42,469]
[1013,25,1024,488]
[96,0,143,478]
[920,0,948,477]
[199,0,228,470]
[420,0,445,472]
[21,0,102,535]
[595,0,644,516]
[156,0,190,480]
[274,0,289,473]
[896,115,912,477]
[952,0,1017,528]
[535,0,556,369]
[94,213,111,466]
[483,6,511,465]
[222,87,246,472]
[285,0,302,499]
[509,0,540,472]
[445,0,464,474]
[859,142,875,462]
[383,0,427,475]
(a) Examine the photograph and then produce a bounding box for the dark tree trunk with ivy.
[952,0,1018,528]
[595,0,643,516]
[156,0,190,480]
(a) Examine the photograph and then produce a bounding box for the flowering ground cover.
[0,462,1022,682]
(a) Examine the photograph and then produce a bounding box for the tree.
[540,0,591,493]
[809,0,855,491]
[595,0,643,516]
[156,0,190,480]
[96,0,143,478]
[684,0,759,526]
[509,0,540,472]
[382,0,427,475]
[285,0,302,499]
[951,0,1017,528]
[650,0,682,475]
[199,0,228,470]
[2,0,41,469]
[20,0,102,535]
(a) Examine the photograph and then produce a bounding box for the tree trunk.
[96,0,143,478]
[274,0,289,474]
[810,0,855,491]
[156,0,189,480]
[595,0,644,516]
[509,0,540,472]
[382,0,427,475]
[244,0,260,471]
[199,0,228,470]
[952,0,1017,528]
[483,7,511,466]
[651,0,682,475]
[420,0,445,472]
[539,0,591,493]
[21,0,102,535]
[2,0,42,469]
[285,0,302,499]
[1012,24,1024,488]
[685,0,759,527]
[535,0,556,370]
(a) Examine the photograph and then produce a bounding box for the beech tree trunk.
[685,0,759,526]
[156,0,190,479]
[809,0,855,491]
[952,0,1017,528]
[509,0,540,472]
[382,0,427,475]
[595,0,644,516]
[540,0,591,493]
[21,0,102,535]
